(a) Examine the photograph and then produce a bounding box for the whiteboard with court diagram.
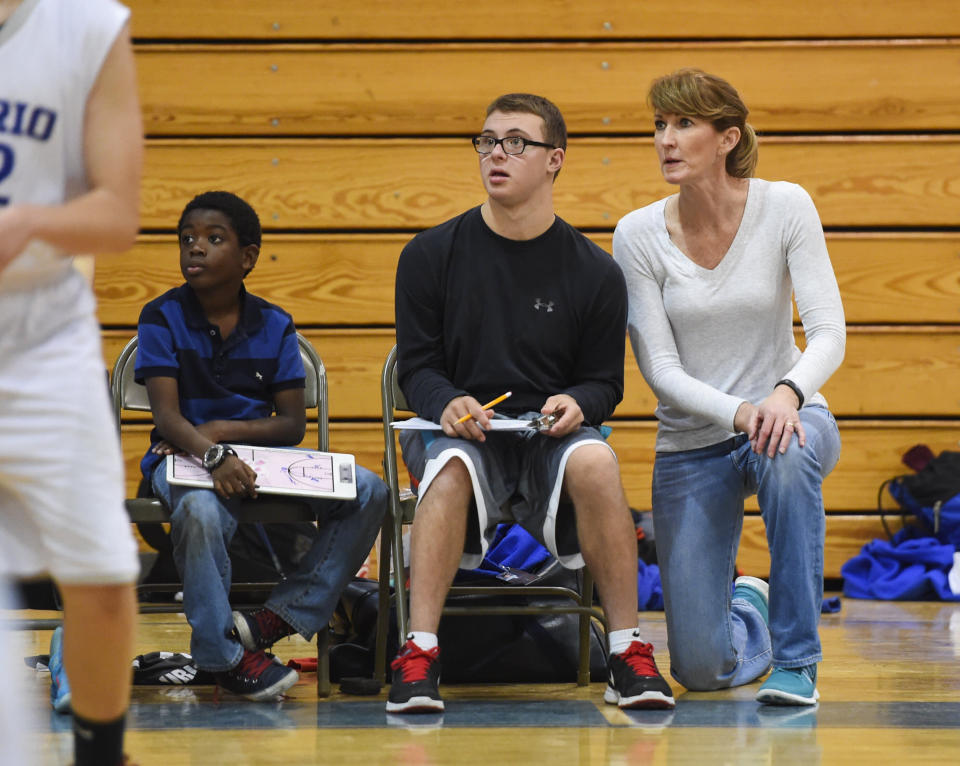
[167,444,357,500]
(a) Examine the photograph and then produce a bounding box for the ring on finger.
[785,421,796,429]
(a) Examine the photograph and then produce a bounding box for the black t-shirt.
[395,206,627,425]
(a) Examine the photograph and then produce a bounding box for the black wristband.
[203,444,238,472]
[775,379,804,409]
[213,447,239,472]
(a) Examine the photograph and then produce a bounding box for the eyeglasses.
[472,135,556,155]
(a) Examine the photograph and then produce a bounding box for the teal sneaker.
[756,664,819,706]
[49,626,72,714]
[733,575,769,626]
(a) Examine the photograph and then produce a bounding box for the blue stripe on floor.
[42,699,956,732]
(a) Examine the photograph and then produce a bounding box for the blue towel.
[457,523,668,612]
[461,524,552,580]
[821,596,842,613]
[638,561,664,611]
[842,527,960,601]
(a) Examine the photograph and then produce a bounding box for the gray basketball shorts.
[399,419,613,570]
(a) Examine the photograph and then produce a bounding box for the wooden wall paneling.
[606,420,960,513]
[738,514,905,579]
[95,233,960,326]
[135,42,960,135]
[820,234,960,325]
[138,138,960,230]
[126,0,960,40]
[102,327,960,421]
[818,327,960,417]
[95,235,403,326]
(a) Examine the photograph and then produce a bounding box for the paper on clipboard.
[166,444,357,500]
[390,417,534,431]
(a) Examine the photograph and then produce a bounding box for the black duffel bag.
[330,560,607,684]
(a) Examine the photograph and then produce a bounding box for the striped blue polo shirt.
[135,283,305,479]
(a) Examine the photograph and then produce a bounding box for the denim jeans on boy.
[651,405,840,691]
[152,462,387,671]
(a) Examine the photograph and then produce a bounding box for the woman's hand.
[750,388,806,457]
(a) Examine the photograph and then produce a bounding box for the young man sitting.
[389,94,674,713]
[136,190,387,700]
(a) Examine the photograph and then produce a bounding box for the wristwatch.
[202,444,237,472]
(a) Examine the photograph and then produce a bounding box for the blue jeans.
[651,405,840,691]
[152,462,387,671]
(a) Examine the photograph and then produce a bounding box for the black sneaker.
[385,639,444,713]
[233,608,297,651]
[215,649,299,701]
[603,641,675,709]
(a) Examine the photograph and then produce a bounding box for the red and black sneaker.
[386,639,444,713]
[215,648,299,701]
[603,641,675,709]
[232,608,297,651]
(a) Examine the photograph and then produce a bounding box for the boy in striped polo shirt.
[136,191,387,700]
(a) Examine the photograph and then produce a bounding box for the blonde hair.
[648,68,758,178]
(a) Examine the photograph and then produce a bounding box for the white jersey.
[0,0,139,585]
[0,0,129,291]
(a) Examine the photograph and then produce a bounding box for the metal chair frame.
[376,345,607,686]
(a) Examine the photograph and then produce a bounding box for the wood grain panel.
[818,328,960,417]
[820,234,960,325]
[103,327,960,421]
[604,420,960,512]
[139,138,960,230]
[135,43,960,135]
[95,235,401,327]
[126,0,960,39]
[119,420,960,512]
[95,233,960,326]
[738,514,904,579]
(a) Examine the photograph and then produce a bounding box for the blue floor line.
[41,699,960,732]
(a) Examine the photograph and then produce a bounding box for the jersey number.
[0,142,13,206]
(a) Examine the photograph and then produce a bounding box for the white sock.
[407,631,438,651]
[608,627,643,657]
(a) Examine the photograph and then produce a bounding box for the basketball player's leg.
[58,583,137,718]
[0,302,140,761]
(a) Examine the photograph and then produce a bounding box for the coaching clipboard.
[166,445,357,500]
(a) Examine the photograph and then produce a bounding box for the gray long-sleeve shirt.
[613,178,845,453]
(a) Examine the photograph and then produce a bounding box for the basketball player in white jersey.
[0,0,143,763]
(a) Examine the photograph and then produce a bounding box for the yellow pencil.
[456,391,512,424]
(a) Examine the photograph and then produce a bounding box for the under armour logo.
[255,372,263,380]
[534,299,554,312]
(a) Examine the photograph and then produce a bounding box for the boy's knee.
[569,443,617,473]
[370,475,389,504]
[359,474,389,519]
[422,456,473,500]
[171,492,225,536]
[356,466,387,497]
[565,446,620,495]
[439,455,471,481]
